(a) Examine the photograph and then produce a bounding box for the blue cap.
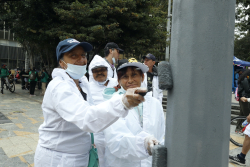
[143,53,156,61]
[56,38,93,62]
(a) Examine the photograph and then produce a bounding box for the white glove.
[247,98,250,102]
[144,136,159,155]
[122,87,147,110]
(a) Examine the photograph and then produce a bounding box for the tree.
[1,0,168,69]
[234,33,250,61]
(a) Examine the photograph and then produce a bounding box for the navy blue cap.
[143,53,156,61]
[56,38,93,62]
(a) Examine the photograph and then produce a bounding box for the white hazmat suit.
[88,55,117,82]
[103,88,165,167]
[89,55,118,167]
[34,68,128,167]
[141,72,163,103]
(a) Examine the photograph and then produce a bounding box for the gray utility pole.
[165,0,172,62]
[165,1,235,167]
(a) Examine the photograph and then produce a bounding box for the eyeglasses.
[92,67,107,73]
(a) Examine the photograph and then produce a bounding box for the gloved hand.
[122,87,147,110]
[144,136,159,155]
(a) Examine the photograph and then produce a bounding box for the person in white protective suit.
[88,55,118,167]
[88,42,123,82]
[34,38,147,167]
[102,59,165,167]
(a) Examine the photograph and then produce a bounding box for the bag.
[88,133,99,167]
[40,72,45,79]
[29,71,36,81]
[242,123,249,133]
[16,73,19,78]
[235,87,239,101]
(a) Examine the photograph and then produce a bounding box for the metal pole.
[165,0,172,62]
[7,39,9,68]
[165,1,235,167]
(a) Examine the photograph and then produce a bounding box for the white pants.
[244,124,250,137]
[34,144,89,167]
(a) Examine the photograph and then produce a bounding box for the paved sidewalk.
[0,84,43,167]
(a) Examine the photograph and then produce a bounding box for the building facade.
[0,28,26,70]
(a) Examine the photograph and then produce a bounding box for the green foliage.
[234,1,250,61]
[1,0,168,68]
[234,33,250,61]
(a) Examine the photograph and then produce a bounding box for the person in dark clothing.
[235,69,250,133]
[142,53,163,103]
[40,68,50,95]
[19,69,26,89]
[0,64,10,94]
[29,67,38,96]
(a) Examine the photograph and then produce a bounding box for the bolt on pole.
[165,0,235,167]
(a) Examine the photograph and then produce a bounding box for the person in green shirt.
[40,67,50,95]
[0,64,10,93]
[29,67,38,96]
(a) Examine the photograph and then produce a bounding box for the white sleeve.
[158,88,163,104]
[51,82,128,133]
[103,119,151,160]
[159,103,165,145]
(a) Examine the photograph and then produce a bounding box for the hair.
[57,57,64,68]
[43,67,49,75]
[104,48,114,57]
[238,69,250,85]
[117,66,143,82]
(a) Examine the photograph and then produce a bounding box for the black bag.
[29,71,36,81]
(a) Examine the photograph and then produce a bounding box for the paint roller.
[151,61,173,167]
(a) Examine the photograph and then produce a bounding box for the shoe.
[229,155,246,166]
[1,90,3,94]
[238,131,245,136]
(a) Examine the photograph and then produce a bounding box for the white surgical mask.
[112,57,116,64]
[94,78,109,86]
[62,60,86,79]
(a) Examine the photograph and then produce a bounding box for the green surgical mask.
[102,88,116,100]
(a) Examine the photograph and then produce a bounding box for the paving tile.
[22,153,35,166]
[26,141,38,152]
[2,144,18,157]
[28,133,39,142]
[13,130,34,136]
[1,156,28,167]
[15,123,24,129]
[8,136,28,145]
[0,130,16,138]
[0,147,8,164]
[13,144,34,157]
[0,138,14,148]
